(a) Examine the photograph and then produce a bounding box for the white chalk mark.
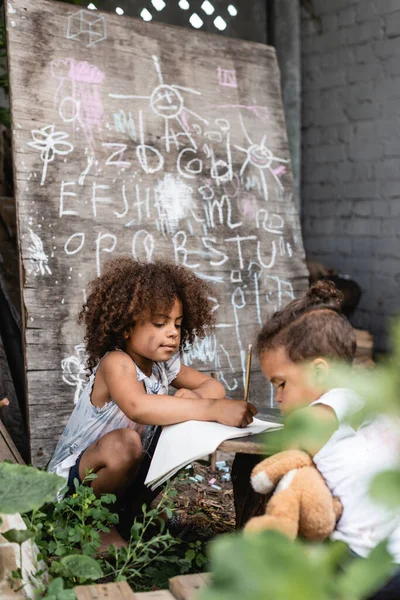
[27,228,52,276]
[218,344,239,392]
[78,155,94,185]
[154,174,194,235]
[152,54,164,85]
[61,344,88,404]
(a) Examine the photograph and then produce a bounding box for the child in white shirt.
[255,280,400,600]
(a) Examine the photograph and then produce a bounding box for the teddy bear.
[244,450,342,541]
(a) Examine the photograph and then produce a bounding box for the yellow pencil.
[244,344,252,403]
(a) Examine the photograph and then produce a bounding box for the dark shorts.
[66,450,85,496]
[369,568,400,600]
[350,551,400,600]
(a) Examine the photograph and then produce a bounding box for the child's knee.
[111,429,142,467]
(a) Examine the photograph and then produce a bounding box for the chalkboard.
[6,0,308,466]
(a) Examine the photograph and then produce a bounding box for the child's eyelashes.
[152,322,182,329]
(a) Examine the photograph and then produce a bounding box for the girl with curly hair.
[48,257,256,506]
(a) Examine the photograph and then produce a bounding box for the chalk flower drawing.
[61,343,88,404]
[28,124,74,185]
[27,228,52,276]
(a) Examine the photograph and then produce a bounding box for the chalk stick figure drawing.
[61,343,88,404]
[27,228,52,276]
[109,55,208,152]
[28,124,74,185]
[66,9,107,48]
[235,114,289,202]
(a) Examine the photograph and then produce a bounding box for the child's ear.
[312,358,330,385]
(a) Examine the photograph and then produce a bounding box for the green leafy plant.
[27,472,118,559]
[22,474,195,593]
[0,462,65,514]
[200,532,395,600]
[39,577,76,600]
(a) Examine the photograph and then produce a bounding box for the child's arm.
[171,364,225,400]
[100,352,257,427]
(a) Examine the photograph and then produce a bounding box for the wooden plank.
[0,420,25,464]
[134,591,175,599]
[7,0,308,464]
[218,435,266,455]
[169,574,210,600]
[74,581,135,599]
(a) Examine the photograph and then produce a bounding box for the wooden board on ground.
[134,591,175,599]
[6,0,309,465]
[74,581,136,600]
[169,573,210,600]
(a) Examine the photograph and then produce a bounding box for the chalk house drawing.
[66,9,107,48]
[28,124,74,185]
[27,228,52,276]
[110,55,208,152]
[235,114,289,202]
[61,343,88,404]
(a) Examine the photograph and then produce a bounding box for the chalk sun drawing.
[109,55,208,152]
[61,343,88,404]
[235,114,289,202]
[27,228,52,276]
[66,9,107,48]
[154,173,194,235]
[28,125,74,185]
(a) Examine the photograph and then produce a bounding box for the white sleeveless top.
[47,352,181,482]
[311,388,400,562]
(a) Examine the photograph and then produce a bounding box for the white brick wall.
[301,0,400,351]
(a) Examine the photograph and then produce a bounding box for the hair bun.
[307,280,344,310]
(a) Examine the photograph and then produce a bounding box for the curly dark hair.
[79,257,216,372]
[257,280,357,363]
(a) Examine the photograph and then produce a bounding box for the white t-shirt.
[311,388,400,561]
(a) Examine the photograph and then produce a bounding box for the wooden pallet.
[74,574,209,600]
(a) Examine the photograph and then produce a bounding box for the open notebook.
[144,418,283,490]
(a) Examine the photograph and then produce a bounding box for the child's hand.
[213,399,258,428]
[174,388,201,399]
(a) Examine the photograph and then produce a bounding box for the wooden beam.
[169,573,210,600]
[134,591,175,599]
[74,581,136,599]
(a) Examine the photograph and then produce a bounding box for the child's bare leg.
[77,429,142,550]
[78,428,142,497]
